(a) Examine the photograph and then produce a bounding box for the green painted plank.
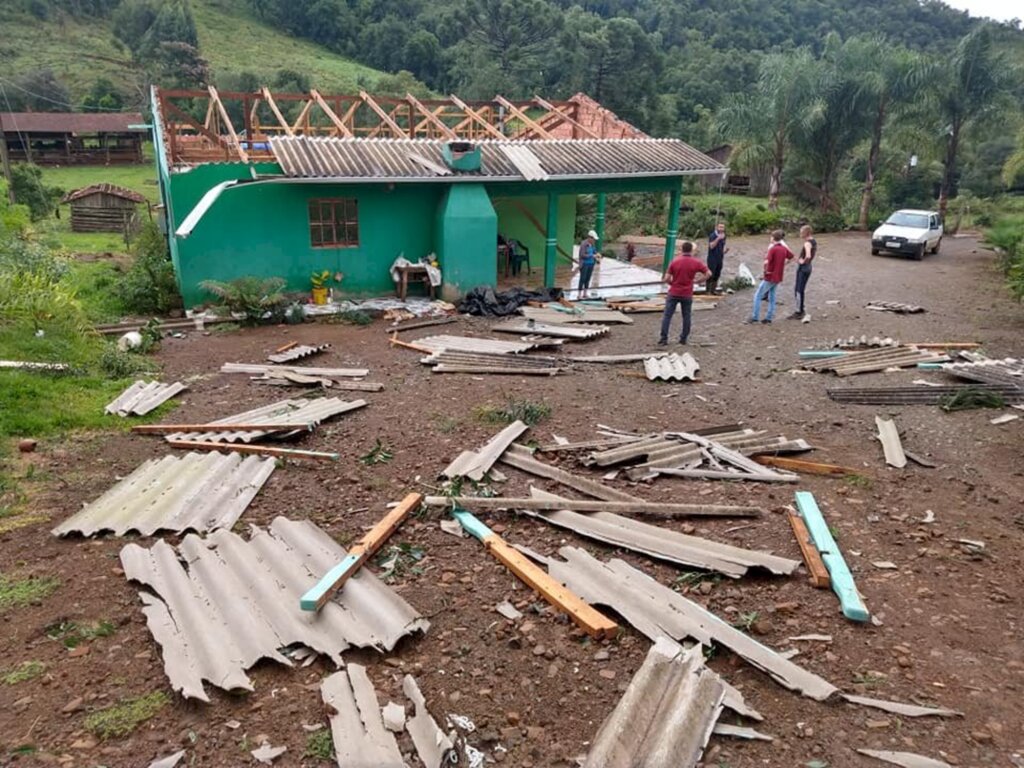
[916,362,945,369]
[799,350,847,359]
[794,491,870,623]
[300,553,359,611]
[452,508,493,542]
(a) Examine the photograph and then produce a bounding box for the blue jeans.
[578,261,596,293]
[751,280,778,321]
[794,265,812,314]
[660,295,693,343]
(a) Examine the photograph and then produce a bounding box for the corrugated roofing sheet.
[493,321,609,339]
[941,358,1024,389]
[267,343,331,363]
[584,638,723,768]
[52,451,275,537]
[549,547,838,701]
[270,136,727,181]
[61,183,148,204]
[120,517,429,701]
[105,380,187,417]
[322,665,404,767]
[1,111,145,134]
[166,397,366,443]
[644,353,700,381]
[414,335,541,355]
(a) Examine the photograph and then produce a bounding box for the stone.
[506,711,521,726]
[593,650,610,662]
[70,738,97,750]
[532,645,547,657]
[751,619,773,636]
[382,702,406,733]
[68,646,90,658]
[598,669,616,680]
[866,719,891,729]
[18,439,37,453]
[62,697,84,714]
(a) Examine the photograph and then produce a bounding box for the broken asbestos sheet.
[322,665,404,768]
[120,518,428,701]
[105,379,187,417]
[548,547,838,701]
[524,488,798,578]
[857,750,952,768]
[584,638,724,768]
[53,452,275,537]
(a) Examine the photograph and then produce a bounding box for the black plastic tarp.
[457,286,564,317]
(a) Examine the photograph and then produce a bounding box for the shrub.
[474,397,551,426]
[730,207,783,235]
[810,211,846,233]
[10,164,61,221]
[85,692,168,739]
[200,276,288,325]
[98,346,149,378]
[118,220,181,315]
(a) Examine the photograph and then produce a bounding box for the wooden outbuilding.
[61,184,148,233]
[0,112,146,165]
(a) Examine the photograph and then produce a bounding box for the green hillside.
[0,0,387,103]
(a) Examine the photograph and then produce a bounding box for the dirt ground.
[1,231,1022,768]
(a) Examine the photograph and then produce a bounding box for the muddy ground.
[1,232,1022,768]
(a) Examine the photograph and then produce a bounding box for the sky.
[941,0,1022,24]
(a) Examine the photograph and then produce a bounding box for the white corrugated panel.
[414,335,539,355]
[166,397,366,443]
[52,451,275,537]
[644,353,700,381]
[105,380,188,417]
[119,518,429,701]
[499,145,549,180]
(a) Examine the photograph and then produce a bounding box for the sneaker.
[788,311,803,319]
[657,339,668,346]
[744,318,759,325]
[762,319,772,324]
[678,339,687,345]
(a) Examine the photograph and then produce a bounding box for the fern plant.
[199,276,287,325]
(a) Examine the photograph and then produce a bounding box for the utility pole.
[0,110,14,204]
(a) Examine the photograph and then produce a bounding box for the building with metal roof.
[1,111,146,165]
[151,87,727,306]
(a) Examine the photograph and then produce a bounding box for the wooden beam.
[208,85,249,163]
[532,96,600,139]
[262,87,294,137]
[389,334,433,353]
[494,95,554,139]
[292,99,314,134]
[133,423,313,434]
[452,508,618,639]
[163,101,232,152]
[358,90,406,137]
[427,495,762,518]
[448,95,505,139]
[310,89,354,137]
[787,512,831,588]
[300,492,423,611]
[795,491,869,621]
[754,456,859,477]
[406,93,458,139]
[167,440,339,461]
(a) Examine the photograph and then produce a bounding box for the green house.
[152,88,726,307]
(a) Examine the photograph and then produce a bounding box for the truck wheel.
[911,244,925,261]
[930,238,941,254]
[871,248,879,256]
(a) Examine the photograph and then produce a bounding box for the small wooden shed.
[61,184,148,233]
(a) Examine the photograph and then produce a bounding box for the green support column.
[595,192,607,248]
[662,187,681,272]
[544,192,559,287]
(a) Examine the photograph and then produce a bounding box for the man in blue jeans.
[747,230,794,324]
[575,229,601,298]
[659,241,709,345]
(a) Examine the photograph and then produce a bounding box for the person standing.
[659,241,709,345]
[747,230,794,324]
[706,222,729,295]
[575,229,601,298]
[790,225,816,319]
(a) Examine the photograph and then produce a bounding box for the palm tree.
[714,50,818,210]
[1003,127,1024,189]
[932,25,1007,221]
[844,38,930,229]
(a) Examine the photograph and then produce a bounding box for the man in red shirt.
[747,229,794,324]
[659,241,709,345]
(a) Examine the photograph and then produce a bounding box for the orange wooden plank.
[754,455,859,477]
[788,512,831,589]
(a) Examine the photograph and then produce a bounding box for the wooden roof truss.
[156,87,609,166]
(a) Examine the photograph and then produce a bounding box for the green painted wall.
[167,165,441,306]
[492,195,576,273]
[435,184,497,301]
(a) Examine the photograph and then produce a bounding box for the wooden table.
[395,264,436,300]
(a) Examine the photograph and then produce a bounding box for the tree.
[81,78,125,112]
[931,25,1008,220]
[4,69,72,112]
[714,50,819,210]
[1001,128,1024,189]
[10,164,61,221]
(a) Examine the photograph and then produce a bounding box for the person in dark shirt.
[790,225,816,319]
[575,229,601,298]
[659,241,709,345]
[706,222,729,295]
[746,230,794,324]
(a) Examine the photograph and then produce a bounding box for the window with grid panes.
[308,198,359,248]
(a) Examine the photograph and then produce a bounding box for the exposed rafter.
[208,86,249,163]
[261,87,293,137]
[310,89,354,138]
[448,95,505,140]
[406,93,458,140]
[494,95,554,139]
[532,95,600,139]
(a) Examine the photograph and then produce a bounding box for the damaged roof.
[270,136,727,182]
[120,517,429,701]
[166,396,366,443]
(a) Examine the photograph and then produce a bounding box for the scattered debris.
[499,443,641,501]
[403,675,455,768]
[431,493,763,519]
[119,519,428,700]
[422,349,562,375]
[439,519,464,538]
[569,352,669,363]
[0,359,70,371]
[941,357,1024,390]
[52,452,275,537]
[795,491,870,622]
[643,353,700,382]
[322,665,403,767]
[520,306,633,325]
[382,702,406,733]
[788,634,833,642]
[105,380,188,417]
[804,346,948,376]
[584,638,724,768]
[788,512,831,588]
[148,751,186,768]
[653,430,799,483]
[548,548,839,700]
[411,334,560,355]
[922,510,935,524]
[301,493,422,612]
[856,750,951,768]
[494,320,610,339]
[161,397,366,444]
[267,343,331,363]
[712,723,775,741]
[843,695,960,718]
[251,742,287,764]
[866,301,926,314]
[904,450,936,468]
[386,316,457,333]
[871,561,898,570]
[828,383,1021,406]
[990,413,1020,425]
[875,416,907,469]
[754,455,858,477]
[495,601,523,620]
[221,362,369,378]
[253,369,385,391]
[167,441,340,462]
[443,421,528,481]
[451,508,618,639]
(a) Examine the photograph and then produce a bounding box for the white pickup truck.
[871,209,943,260]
